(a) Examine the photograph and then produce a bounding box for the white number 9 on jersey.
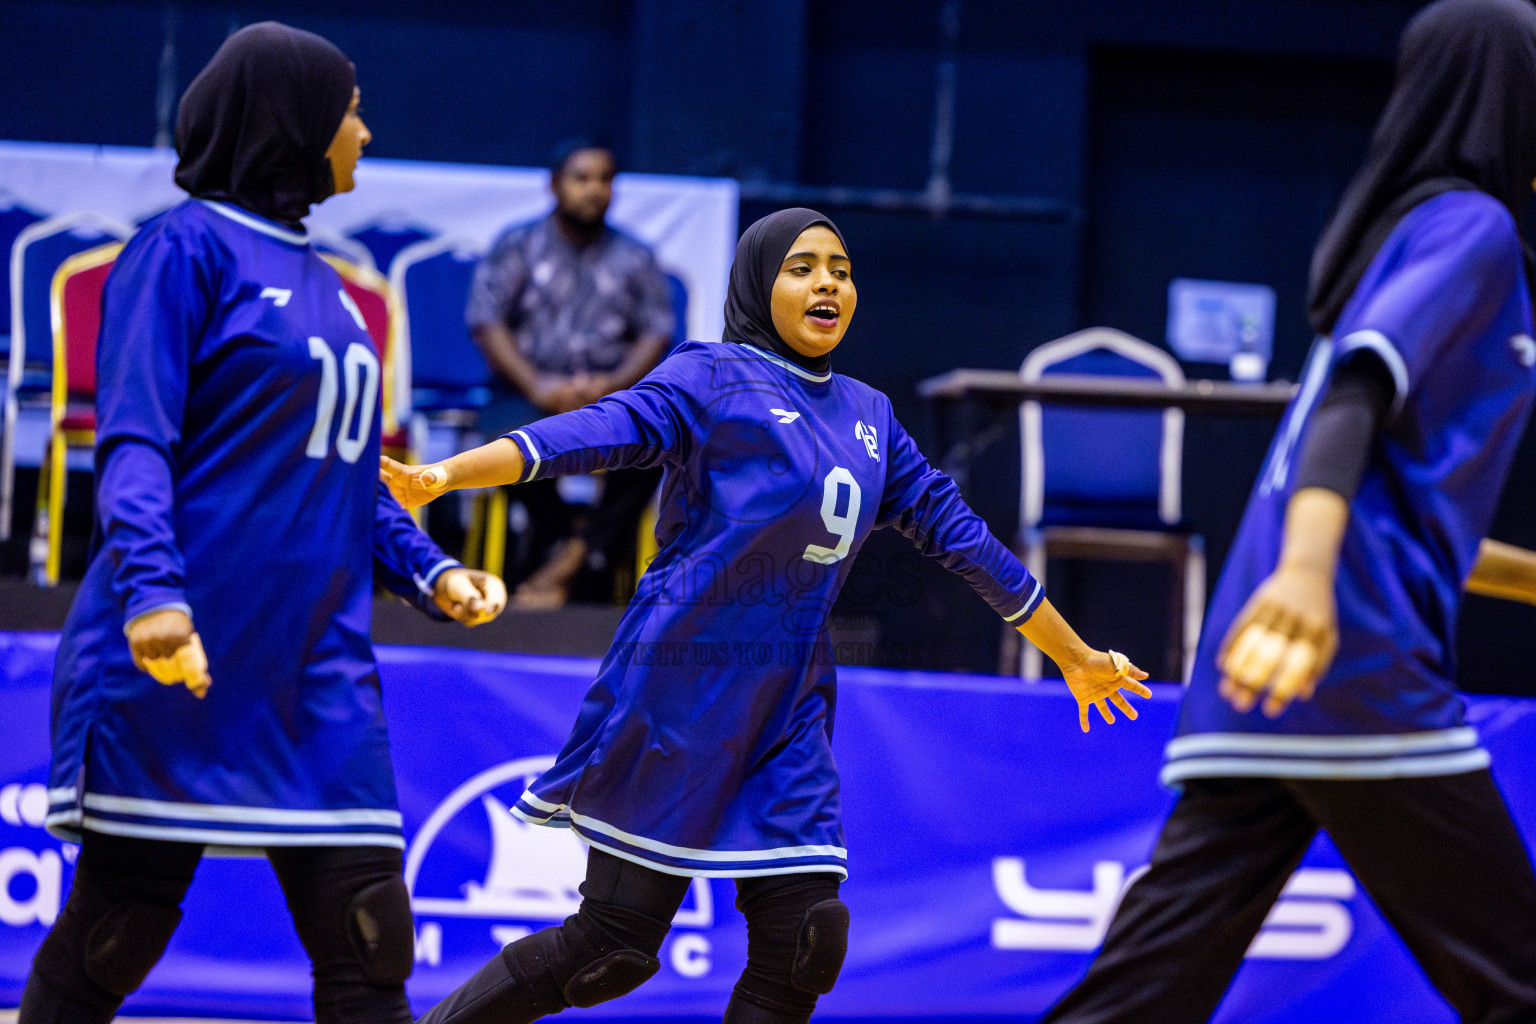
[306,336,380,463]
[803,466,861,565]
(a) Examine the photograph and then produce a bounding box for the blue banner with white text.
[3,631,1533,1021]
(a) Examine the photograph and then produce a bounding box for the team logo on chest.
[854,420,880,462]
[769,407,801,424]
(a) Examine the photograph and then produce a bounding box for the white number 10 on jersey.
[803,466,861,565]
[306,337,379,463]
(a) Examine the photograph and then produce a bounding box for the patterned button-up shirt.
[465,214,675,375]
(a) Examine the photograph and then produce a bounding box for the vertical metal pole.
[153,1,177,149]
[924,0,961,216]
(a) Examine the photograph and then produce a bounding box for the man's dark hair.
[550,137,618,178]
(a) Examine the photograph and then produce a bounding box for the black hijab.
[724,208,848,374]
[175,22,356,231]
[1308,0,1536,335]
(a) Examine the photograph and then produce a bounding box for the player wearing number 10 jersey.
[46,197,454,846]
[25,26,511,1024]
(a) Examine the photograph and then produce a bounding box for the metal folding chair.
[390,238,506,571]
[1006,327,1205,682]
[4,212,132,542]
[31,242,123,584]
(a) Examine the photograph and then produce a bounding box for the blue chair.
[390,237,492,419]
[350,222,433,278]
[3,212,134,542]
[1011,328,1204,682]
[0,202,44,353]
[389,237,502,570]
[664,271,690,349]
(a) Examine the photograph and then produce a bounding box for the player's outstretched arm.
[1466,539,1536,607]
[380,437,526,509]
[1218,487,1345,718]
[1017,597,1152,733]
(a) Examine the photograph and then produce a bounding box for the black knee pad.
[83,902,183,996]
[502,903,663,1011]
[790,898,849,995]
[561,948,661,1007]
[347,876,416,987]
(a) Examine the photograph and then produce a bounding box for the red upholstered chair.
[4,212,133,542]
[32,242,122,584]
[322,254,413,463]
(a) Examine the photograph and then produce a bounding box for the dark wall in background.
[7,0,1533,692]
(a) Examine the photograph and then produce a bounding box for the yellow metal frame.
[636,496,659,580]
[464,489,508,578]
[37,242,123,585]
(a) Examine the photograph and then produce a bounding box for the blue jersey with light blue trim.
[48,200,455,852]
[1166,191,1536,786]
[505,341,1042,876]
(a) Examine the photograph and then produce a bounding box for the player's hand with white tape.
[1218,563,1339,718]
[126,607,212,699]
[433,567,508,627]
[380,455,450,510]
[1060,648,1153,733]
[1016,596,1152,732]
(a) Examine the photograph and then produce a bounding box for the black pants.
[20,831,412,1024]
[420,848,843,1024]
[1043,770,1536,1024]
[568,850,847,1019]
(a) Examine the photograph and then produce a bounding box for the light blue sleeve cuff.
[415,558,463,597]
[1001,579,1046,625]
[505,429,543,482]
[122,601,193,637]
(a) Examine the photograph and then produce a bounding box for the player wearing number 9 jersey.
[388,208,1152,1024]
[26,24,505,1024]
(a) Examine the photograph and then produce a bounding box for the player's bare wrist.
[1049,639,1094,676]
[1276,552,1338,579]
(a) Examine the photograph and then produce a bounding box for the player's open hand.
[1218,564,1338,718]
[1063,650,1151,733]
[433,568,508,627]
[381,455,449,509]
[126,608,211,698]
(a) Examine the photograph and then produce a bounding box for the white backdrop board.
[0,140,737,345]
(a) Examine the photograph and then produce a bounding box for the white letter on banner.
[670,933,712,978]
[414,922,442,966]
[0,848,61,927]
[990,858,1134,951]
[1246,869,1355,960]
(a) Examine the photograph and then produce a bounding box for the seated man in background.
[467,139,676,607]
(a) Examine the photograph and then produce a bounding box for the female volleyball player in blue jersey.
[384,207,1153,1024]
[1044,1,1536,1021]
[20,23,506,1024]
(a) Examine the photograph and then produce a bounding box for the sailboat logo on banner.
[403,756,713,969]
[457,791,586,919]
